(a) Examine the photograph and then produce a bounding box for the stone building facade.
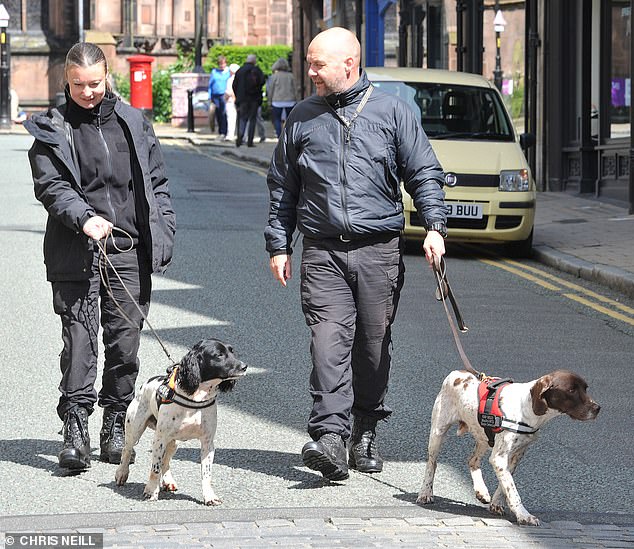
[4,0,292,110]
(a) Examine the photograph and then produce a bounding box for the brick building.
[3,0,292,110]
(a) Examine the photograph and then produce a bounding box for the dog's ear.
[178,346,202,395]
[530,375,552,416]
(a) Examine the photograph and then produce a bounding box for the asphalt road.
[1,135,633,525]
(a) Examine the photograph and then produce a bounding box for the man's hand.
[83,215,113,241]
[270,254,292,287]
[422,231,446,265]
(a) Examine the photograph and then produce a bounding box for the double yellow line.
[480,257,634,326]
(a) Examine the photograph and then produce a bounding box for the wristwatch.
[427,221,448,238]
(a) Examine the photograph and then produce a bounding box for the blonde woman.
[25,42,175,471]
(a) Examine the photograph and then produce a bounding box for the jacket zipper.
[325,87,374,239]
[339,116,353,237]
[96,114,117,225]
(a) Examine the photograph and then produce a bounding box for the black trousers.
[51,248,151,420]
[237,101,260,145]
[300,234,405,441]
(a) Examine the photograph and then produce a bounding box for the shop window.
[610,1,631,138]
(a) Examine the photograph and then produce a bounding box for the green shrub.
[204,45,293,78]
[204,45,292,119]
[152,69,173,123]
[112,72,130,101]
[510,84,524,119]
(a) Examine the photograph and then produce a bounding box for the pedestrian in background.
[265,27,447,482]
[233,53,265,147]
[208,55,231,139]
[25,42,176,471]
[266,57,297,138]
[224,63,240,141]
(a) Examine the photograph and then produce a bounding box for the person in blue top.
[208,55,231,139]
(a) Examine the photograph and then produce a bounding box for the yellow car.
[366,67,536,257]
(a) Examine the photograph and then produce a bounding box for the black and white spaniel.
[115,338,247,505]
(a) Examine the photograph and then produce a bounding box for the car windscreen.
[370,80,515,141]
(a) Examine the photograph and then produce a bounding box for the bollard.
[187,89,194,133]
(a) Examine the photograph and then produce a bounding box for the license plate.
[446,202,483,219]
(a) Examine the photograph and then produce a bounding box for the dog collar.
[156,366,217,410]
[478,377,538,447]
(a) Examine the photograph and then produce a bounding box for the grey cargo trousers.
[300,233,405,441]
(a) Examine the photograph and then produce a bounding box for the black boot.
[301,433,349,481]
[58,407,91,470]
[100,408,134,464]
[348,416,383,473]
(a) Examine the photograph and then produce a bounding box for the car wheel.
[505,229,533,258]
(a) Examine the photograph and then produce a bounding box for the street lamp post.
[193,0,204,73]
[0,3,11,130]
[493,6,506,92]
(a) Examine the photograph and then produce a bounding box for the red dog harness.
[478,377,538,447]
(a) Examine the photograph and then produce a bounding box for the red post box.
[127,54,155,118]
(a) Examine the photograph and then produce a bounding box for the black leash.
[95,228,178,368]
[432,255,482,379]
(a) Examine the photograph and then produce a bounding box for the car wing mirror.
[520,132,536,150]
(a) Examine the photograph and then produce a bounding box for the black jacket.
[265,70,447,255]
[25,96,176,281]
[232,63,265,105]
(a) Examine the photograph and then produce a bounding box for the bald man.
[265,27,448,481]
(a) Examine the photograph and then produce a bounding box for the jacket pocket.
[44,219,93,280]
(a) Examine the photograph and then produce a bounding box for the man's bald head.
[306,27,362,96]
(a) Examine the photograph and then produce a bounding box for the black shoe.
[236,138,242,147]
[247,143,256,147]
[100,408,134,464]
[259,137,266,143]
[302,433,349,481]
[348,416,383,473]
[59,407,91,470]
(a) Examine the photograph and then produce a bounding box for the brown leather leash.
[95,228,179,368]
[432,255,483,379]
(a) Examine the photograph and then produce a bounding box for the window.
[610,2,631,138]
[371,81,515,141]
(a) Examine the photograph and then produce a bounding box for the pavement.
[1,122,633,548]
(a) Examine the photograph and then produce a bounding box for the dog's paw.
[143,486,160,501]
[516,512,541,526]
[416,492,434,505]
[161,471,178,492]
[489,503,506,516]
[161,481,178,492]
[203,488,222,506]
[114,466,129,486]
[475,490,491,504]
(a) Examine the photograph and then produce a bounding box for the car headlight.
[499,169,530,192]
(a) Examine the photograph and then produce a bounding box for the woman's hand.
[83,215,113,240]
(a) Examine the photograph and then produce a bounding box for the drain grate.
[554,218,588,224]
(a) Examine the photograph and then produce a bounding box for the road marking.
[503,259,634,315]
[479,256,634,325]
[564,293,634,326]
[479,258,562,291]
